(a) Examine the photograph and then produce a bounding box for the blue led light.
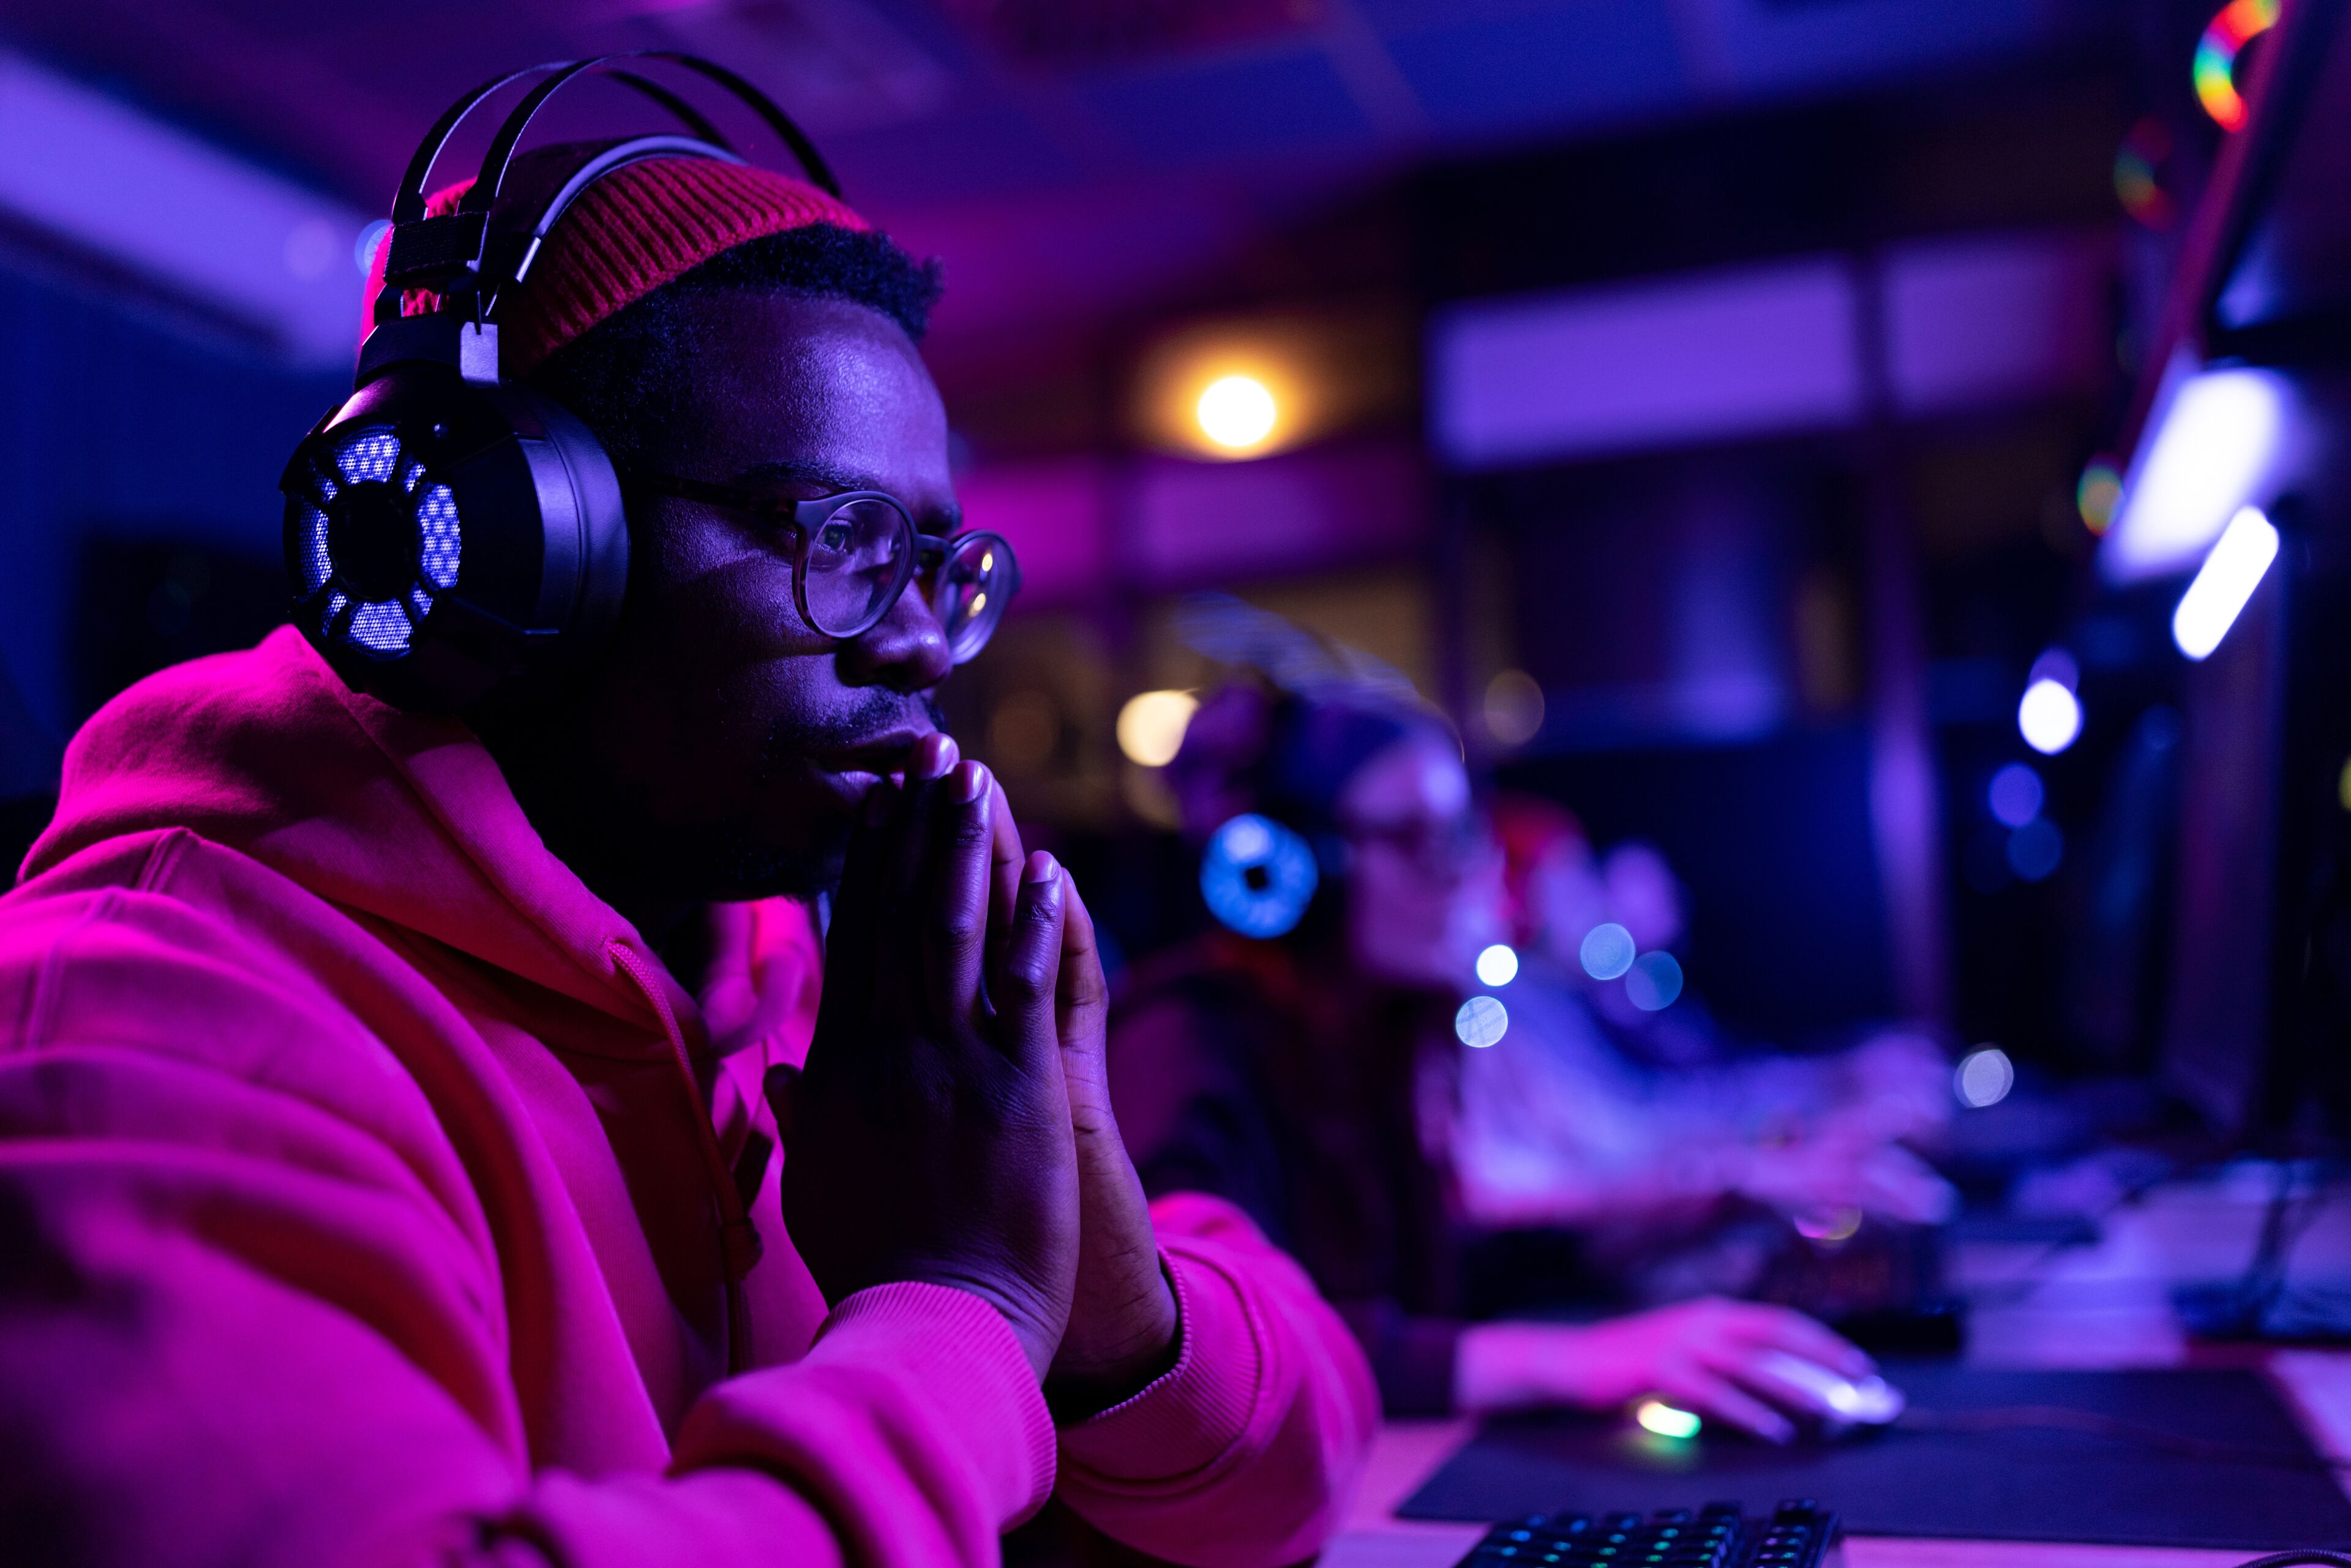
[1580,922,1636,980]
[2008,819,2064,882]
[1987,763,2044,828]
[1625,951,1684,1011]
[295,505,332,596]
[401,459,427,493]
[337,429,401,485]
[1200,812,1319,939]
[418,483,461,590]
[348,600,413,653]
[1455,995,1509,1048]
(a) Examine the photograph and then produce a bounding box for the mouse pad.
[1397,1364,2351,1548]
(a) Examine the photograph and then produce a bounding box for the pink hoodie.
[0,626,1376,1567]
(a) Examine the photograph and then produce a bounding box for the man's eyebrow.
[731,459,963,534]
[731,458,875,492]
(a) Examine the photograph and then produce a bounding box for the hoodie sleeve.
[0,865,1052,1568]
[1052,1191,1379,1568]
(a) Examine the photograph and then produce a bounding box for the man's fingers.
[1659,1367,1795,1444]
[811,799,891,1063]
[922,760,996,1030]
[872,733,959,1017]
[992,851,1067,1067]
[1721,1304,1874,1378]
[1056,873,1111,1054]
[986,773,1027,975]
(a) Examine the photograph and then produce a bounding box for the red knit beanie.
[362,156,872,375]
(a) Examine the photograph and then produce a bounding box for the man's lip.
[813,729,931,786]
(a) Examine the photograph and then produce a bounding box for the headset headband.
[371,52,841,331]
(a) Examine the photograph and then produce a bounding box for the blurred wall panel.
[1431,258,1862,470]
[1134,437,1424,585]
[1884,229,2115,416]
[1431,230,2116,470]
[0,53,369,366]
[955,455,1114,609]
[0,262,340,751]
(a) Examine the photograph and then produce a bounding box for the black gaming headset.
[279,54,841,714]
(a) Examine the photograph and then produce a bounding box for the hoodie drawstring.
[608,939,763,1375]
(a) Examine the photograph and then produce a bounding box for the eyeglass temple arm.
[620,466,800,522]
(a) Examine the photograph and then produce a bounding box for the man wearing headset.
[0,100,1374,1567]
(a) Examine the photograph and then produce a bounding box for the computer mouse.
[1753,1351,1906,1436]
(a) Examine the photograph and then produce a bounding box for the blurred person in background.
[1109,679,1877,1438]
[1450,795,1955,1302]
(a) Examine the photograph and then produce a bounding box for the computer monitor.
[2112,0,2351,1338]
[2121,0,2351,1149]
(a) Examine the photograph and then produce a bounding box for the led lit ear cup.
[287,426,461,659]
[281,369,628,714]
[1200,812,1320,939]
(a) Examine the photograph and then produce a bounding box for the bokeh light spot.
[1196,375,1278,451]
[2007,818,2064,882]
[2172,506,2279,661]
[354,218,392,279]
[1475,943,1520,988]
[1955,1046,2015,1109]
[1987,762,2045,828]
[2076,459,2124,533]
[2194,0,2279,132]
[1482,669,1545,747]
[1455,995,1509,1049]
[2019,678,2082,756]
[1580,923,1636,981]
[1115,689,1199,767]
[1795,1206,1864,1244]
[1624,951,1684,1011]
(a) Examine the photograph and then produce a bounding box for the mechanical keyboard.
[1451,1499,1842,1567]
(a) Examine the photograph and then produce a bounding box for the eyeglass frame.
[618,465,1018,661]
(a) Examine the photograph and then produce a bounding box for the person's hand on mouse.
[1453,1298,1876,1442]
[771,735,1081,1381]
[970,786,1180,1414]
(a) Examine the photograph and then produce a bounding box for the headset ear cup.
[1201,813,1321,939]
[282,371,628,715]
[508,384,630,680]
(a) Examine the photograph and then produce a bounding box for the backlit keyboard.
[1452,1500,1840,1568]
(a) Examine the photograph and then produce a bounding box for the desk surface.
[1325,1173,2351,1568]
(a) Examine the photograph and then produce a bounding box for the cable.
[1959,1160,2183,1307]
[1964,1159,2344,1312]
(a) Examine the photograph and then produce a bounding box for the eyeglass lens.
[929,533,1012,663]
[801,498,914,639]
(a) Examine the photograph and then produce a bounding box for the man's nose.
[838,582,952,692]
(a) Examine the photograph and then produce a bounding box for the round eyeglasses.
[621,467,1018,664]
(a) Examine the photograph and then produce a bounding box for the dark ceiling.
[0,0,2129,375]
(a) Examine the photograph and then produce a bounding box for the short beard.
[479,688,945,920]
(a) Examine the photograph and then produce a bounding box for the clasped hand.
[773,734,1180,1409]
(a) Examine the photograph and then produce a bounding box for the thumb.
[1056,873,1111,1078]
[991,851,1069,1074]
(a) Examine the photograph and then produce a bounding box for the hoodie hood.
[26,625,692,1038]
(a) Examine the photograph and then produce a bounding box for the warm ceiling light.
[1116,689,1200,767]
[1196,375,1278,451]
